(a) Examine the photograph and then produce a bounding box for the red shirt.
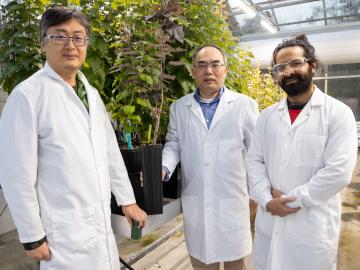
[287,101,307,124]
[289,109,302,124]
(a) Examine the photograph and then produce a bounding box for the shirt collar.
[193,86,224,104]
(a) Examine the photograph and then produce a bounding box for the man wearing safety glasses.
[246,34,357,270]
[0,7,147,270]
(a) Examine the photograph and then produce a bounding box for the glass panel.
[327,16,360,24]
[279,20,324,30]
[326,0,360,17]
[327,77,360,120]
[274,1,323,24]
[313,79,325,91]
[328,63,360,76]
[235,14,267,35]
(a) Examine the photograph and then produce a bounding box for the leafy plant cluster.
[0,0,282,145]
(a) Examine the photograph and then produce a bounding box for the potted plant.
[108,0,187,215]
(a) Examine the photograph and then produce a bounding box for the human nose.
[64,37,76,48]
[281,65,296,77]
[203,65,213,73]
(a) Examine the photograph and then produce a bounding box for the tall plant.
[108,0,258,145]
[0,0,116,97]
[0,0,48,93]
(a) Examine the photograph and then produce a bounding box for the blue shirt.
[194,87,224,129]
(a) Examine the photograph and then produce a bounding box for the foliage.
[108,0,258,144]
[0,0,282,144]
[246,68,284,111]
[0,0,115,98]
[0,0,48,93]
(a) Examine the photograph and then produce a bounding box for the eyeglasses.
[272,58,311,76]
[193,61,225,71]
[43,34,90,46]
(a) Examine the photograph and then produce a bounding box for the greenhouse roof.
[227,0,360,41]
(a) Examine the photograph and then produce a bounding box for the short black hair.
[272,34,319,68]
[192,44,228,66]
[40,6,90,43]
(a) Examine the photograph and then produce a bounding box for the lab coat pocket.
[285,207,327,247]
[219,199,249,232]
[51,207,97,253]
[181,195,200,228]
[295,135,326,167]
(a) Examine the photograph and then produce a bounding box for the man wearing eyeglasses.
[246,34,357,270]
[162,45,258,269]
[0,7,147,270]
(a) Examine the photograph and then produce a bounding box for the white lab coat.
[0,63,136,270]
[246,87,358,270]
[162,88,258,264]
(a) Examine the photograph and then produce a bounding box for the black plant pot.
[111,149,143,216]
[111,145,163,216]
[141,144,163,215]
[163,164,181,199]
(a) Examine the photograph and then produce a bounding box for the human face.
[192,47,228,98]
[274,46,315,97]
[41,18,88,80]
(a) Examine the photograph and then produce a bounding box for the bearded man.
[245,34,357,270]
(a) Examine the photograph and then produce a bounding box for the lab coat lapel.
[187,94,208,129]
[277,99,292,128]
[43,62,90,121]
[290,87,324,129]
[290,105,311,129]
[209,88,234,131]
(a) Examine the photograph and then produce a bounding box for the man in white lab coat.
[0,7,147,270]
[246,34,358,270]
[162,45,258,270]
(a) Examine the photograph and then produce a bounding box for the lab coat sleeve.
[287,105,358,208]
[243,99,259,151]
[104,111,136,206]
[162,103,181,178]
[246,111,273,209]
[0,90,45,243]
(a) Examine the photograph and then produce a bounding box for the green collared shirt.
[75,75,89,111]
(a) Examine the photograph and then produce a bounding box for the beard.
[279,67,313,97]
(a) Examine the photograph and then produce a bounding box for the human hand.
[266,196,300,217]
[25,242,51,261]
[271,188,285,199]
[122,203,147,228]
[249,199,257,214]
[161,169,167,181]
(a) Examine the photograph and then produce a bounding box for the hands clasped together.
[266,188,300,217]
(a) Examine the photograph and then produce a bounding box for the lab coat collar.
[276,86,324,112]
[277,86,324,128]
[43,62,94,119]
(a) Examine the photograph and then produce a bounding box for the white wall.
[240,29,360,68]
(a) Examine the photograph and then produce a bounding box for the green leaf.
[136,98,152,109]
[122,105,135,115]
[139,73,154,85]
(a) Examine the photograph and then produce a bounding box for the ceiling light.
[235,0,256,18]
[261,20,277,33]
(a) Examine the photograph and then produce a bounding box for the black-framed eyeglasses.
[272,58,311,76]
[43,34,90,46]
[194,61,225,71]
